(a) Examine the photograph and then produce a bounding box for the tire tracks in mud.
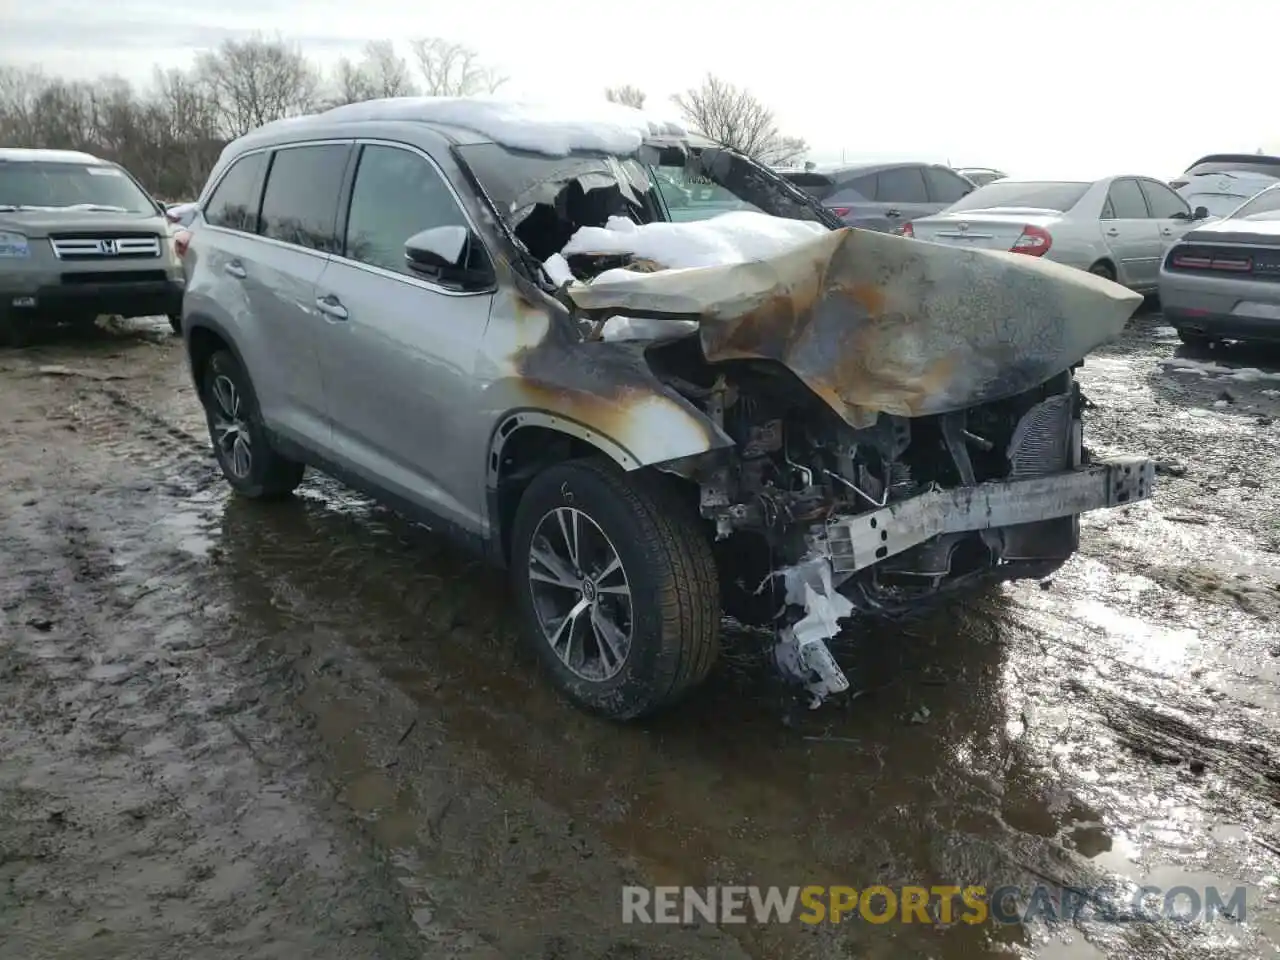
[0,384,433,960]
[1,364,749,958]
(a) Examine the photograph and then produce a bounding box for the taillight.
[1010,225,1052,256]
[901,222,914,238]
[1171,250,1251,272]
[174,229,191,259]
[829,206,852,217]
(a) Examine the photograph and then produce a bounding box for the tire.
[169,314,182,335]
[199,349,305,499]
[1088,261,1117,282]
[510,458,720,720]
[1177,330,1216,349]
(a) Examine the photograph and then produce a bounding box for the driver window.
[343,144,471,277]
[1105,179,1149,220]
[1139,179,1191,219]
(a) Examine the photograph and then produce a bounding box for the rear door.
[313,141,494,532]
[248,142,352,444]
[1138,178,1195,249]
[1100,178,1162,288]
[871,165,934,233]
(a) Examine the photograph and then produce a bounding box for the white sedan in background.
[905,176,1212,292]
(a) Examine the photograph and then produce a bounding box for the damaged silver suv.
[181,98,1155,719]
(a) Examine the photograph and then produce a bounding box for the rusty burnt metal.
[498,277,734,466]
[564,228,1144,428]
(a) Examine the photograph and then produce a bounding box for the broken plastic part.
[771,556,853,707]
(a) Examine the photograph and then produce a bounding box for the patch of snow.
[1261,389,1280,398]
[598,316,698,341]
[246,96,686,158]
[1161,357,1280,382]
[561,212,827,270]
[542,253,575,287]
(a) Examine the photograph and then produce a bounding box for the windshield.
[1185,159,1280,178]
[1232,186,1280,220]
[0,161,157,213]
[650,162,763,222]
[945,181,1089,213]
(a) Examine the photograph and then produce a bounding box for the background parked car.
[905,176,1209,293]
[955,167,1007,187]
[1159,182,1280,348]
[1170,153,1280,218]
[780,161,975,233]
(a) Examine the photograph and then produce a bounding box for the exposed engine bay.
[454,136,1151,708]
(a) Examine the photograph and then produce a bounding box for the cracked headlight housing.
[0,231,30,258]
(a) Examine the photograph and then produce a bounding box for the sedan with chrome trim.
[1159,183,1280,347]
[904,176,1210,293]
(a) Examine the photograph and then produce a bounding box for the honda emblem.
[99,239,118,256]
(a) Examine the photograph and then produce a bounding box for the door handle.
[1105,228,1119,237]
[885,209,901,218]
[315,294,348,321]
[224,261,246,279]
[1161,228,1174,236]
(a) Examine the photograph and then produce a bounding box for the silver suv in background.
[180,99,1154,720]
[780,161,975,232]
[0,148,184,345]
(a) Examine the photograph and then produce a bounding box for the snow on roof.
[0,148,104,164]
[560,212,828,271]
[249,96,688,158]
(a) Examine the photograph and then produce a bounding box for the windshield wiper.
[64,203,130,213]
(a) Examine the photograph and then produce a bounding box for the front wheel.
[510,458,720,720]
[199,349,305,499]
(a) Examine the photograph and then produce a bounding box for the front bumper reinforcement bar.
[822,456,1156,574]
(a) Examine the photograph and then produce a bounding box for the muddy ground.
[1,311,1279,959]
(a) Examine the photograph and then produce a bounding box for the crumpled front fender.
[565,227,1144,428]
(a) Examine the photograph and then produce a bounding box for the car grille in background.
[49,234,162,260]
[1166,244,1280,280]
[60,270,168,285]
[1006,394,1072,478]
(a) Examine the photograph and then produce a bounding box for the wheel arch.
[485,412,709,567]
[183,312,248,401]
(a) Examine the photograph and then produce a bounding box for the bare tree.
[605,85,647,110]
[409,38,506,96]
[195,35,320,138]
[331,40,417,105]
[671,74,806,166]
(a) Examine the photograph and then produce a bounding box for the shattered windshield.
[0,161,157,213]
[453,140,834,263]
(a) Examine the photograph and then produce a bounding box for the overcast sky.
[2,0,1275,178]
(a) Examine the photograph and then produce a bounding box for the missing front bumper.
[772,456,1156,707]
[821,456,1155,575]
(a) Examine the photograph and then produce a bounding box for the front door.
[314,142,494,534]
[1100,178,1162,288]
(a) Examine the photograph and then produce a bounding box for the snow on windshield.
[248,97,686,158]
[560,211,827,270]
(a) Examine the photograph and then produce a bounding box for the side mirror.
[405,226,491,288]
[1193,206,1210,220]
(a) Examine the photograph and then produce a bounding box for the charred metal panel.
[565,228,1144,428]
[482,282,733,471]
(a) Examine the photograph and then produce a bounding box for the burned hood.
[564,227,1143,428]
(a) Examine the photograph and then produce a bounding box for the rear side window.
[343,144,473,276]
[1138,179,1189,218]
[874,166,928,204]
[924,166,972,203]
[947,181,1088,213]
[836,173,877,201]
[260,144,349,252]
[203,152,267,232]
[1106,179,1149,219]
[782,172,836,200]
